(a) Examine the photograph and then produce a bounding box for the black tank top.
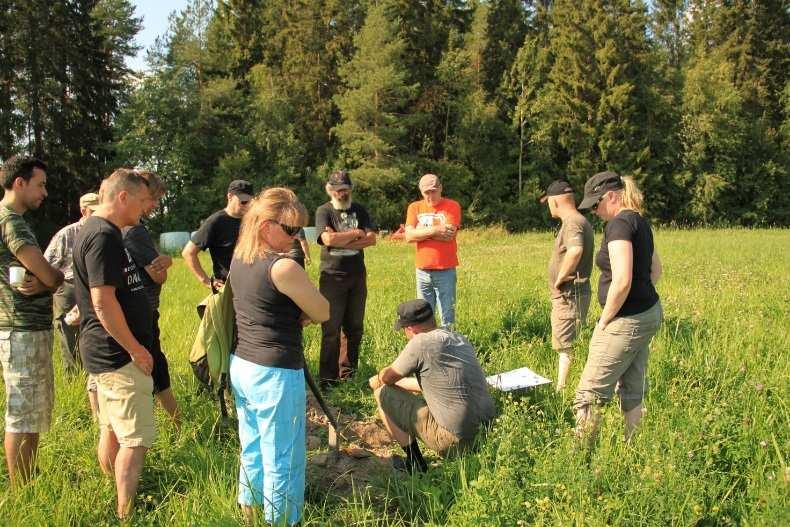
[230,253,303,369]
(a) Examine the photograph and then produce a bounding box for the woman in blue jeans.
[228,188,329,525]
[574,172,663,445]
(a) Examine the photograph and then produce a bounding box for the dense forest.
[1,0,788,237]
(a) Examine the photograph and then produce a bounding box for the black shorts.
[150,311,171,393]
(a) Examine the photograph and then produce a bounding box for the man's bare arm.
[181,241,211,288]
[553,246,583,289]
[319,228,365,248]
[90,286,153,375]
[344,231,377,250]
[15,244,64,292]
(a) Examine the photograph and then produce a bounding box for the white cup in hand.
[9,266,26,287]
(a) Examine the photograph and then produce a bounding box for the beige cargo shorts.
[550,286,591,351]
[379,385,467,457]
[96,362,156,448]
[0,329,54,433]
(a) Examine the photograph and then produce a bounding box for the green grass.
[1,228,788,525]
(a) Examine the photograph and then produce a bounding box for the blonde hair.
[234,187,308,264]
[618,176,644,214]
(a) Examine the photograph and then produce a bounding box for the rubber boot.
[556,351,572,391]
[623,403,643,442]
[575,404,602,448]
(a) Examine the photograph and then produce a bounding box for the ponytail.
[620,176,644,214]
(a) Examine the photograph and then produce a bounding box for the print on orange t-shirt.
[405,198,461,270]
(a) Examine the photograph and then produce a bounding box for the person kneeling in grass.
[369,300,495,472]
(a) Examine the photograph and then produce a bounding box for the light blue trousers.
[230,355,306,526]
[416,267,457,326]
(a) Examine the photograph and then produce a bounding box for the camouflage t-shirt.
[0,205,53,330]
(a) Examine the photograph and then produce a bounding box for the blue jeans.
[230,355,306,526]
[416,268,457,326]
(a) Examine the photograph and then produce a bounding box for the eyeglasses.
[592,192,607,211]
[277,222,301,237]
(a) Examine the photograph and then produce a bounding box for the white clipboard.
[486,366,552,391]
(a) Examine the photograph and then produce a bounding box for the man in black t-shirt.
[182,179,253,290]
[73,169,154,519]
[123,170,180,427]
[315,171,376,386]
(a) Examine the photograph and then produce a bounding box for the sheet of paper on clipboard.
[486,366,552,391]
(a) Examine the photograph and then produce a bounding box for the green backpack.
[189,280,235,417]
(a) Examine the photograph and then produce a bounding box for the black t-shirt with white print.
[73,216,153,374]
[314,202,374,275]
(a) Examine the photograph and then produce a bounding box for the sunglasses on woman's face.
[277,222,301,237]
[592,192,607,211]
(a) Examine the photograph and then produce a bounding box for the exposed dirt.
[305,393,395,493]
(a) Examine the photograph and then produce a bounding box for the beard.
[330,195,352,210]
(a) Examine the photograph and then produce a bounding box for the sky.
[127,0,192,72]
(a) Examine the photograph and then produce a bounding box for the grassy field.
[1,228,788,526]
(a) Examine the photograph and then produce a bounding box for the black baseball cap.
[327,170,352,190]
[228,180,254,200]
[579,171,624,210]
[394,299,434,330]
[539,180,574,203]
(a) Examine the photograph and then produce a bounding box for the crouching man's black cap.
[394,299,434,331]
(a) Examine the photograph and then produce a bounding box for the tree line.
[1,1,788,238]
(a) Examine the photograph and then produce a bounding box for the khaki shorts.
[550,289,591,351]
[379,385,465,457]
[0,329,54,433]
[574,301,663,413]
[96,362,155,448]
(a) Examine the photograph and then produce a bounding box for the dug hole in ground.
[305,391,398,494]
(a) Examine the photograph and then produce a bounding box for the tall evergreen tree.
[681,0,789,224]
[528,0,662,196]
[333,1,418,225]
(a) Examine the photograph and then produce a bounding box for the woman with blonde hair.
[228,187,329,526]
[574,171,663,445]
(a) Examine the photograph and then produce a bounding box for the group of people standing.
[0,153,662,525]
[0,159,176,518]
[540,172,663,444]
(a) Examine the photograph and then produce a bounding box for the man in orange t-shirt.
[405,174,461,326]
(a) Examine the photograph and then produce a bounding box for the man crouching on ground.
[369,300,495,472]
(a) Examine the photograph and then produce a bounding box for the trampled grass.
[0,228,788,525]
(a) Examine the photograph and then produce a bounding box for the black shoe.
[391,455,413,473]
[391,455,427,474]
[318,379,338,392]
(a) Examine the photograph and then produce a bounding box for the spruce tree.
[333,1,418,226]
[529,0,661,195]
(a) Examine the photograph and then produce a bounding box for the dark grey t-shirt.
[392,328,495,440]
[123,223,161,310]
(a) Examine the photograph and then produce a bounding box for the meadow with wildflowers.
[0,228,787,525]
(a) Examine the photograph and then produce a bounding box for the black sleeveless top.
[230,253,304,369]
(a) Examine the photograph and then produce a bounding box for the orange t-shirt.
[405,198,461,270]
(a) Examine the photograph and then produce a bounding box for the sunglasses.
[240,199,250,205]
[592,191,611,211]
[277,222,301,237]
